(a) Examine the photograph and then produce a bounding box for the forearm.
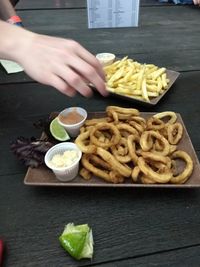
[193,0,200,5]
[10,0,19,6]
[0,20,106,97]
[0,0,17,20]
[0,20,33,61]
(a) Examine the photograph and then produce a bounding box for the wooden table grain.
[1,1,200,266]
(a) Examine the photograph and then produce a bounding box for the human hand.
[15,32,107,97]
[193,0,200,5]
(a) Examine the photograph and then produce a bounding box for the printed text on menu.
[87,0,140,29]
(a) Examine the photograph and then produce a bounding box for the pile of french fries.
[104,56,170,102]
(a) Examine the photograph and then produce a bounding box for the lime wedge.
[50,117,70,141]
[59,223,93,260]
[59,232,87,260]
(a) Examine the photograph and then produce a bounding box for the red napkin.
[0,239,3,266]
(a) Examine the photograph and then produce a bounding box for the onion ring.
[107,109,135,123]
[109,171,124,183]
[79,167,92,180]
[127,135,140,164]
[137,156,172,183]
[139,131,154,152]
[81,154,111,182]
[131,166,140,182]
[169,145,177,155]
[90,154,111,170]
[140,151,170,165]
[128,120,144,135]
[90,122,121,148]
[170,150,193,184]
[167,122,183,145]
[116,123,139,137]
[84,117,110,126]
[81,154,123,183]
[75,131,96,154]
[96,147,132,177]
[158,126,168,139]
[153,111,177,125]
[128,116,146,129]
[111,138,132,163]
[146,117,165,130]
[154,139,164,151]
[140,130,170,156]
[106,106,140,116]
[141,175,156,184]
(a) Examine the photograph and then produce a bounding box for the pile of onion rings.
[75,107,194,184]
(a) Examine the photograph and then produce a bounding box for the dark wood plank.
[0,72,200,133]
[15,0,170,10]
[1,48,200,85]
[19,7,200,57]
[1,171,200,266]
[1,5,200,84]
[16,0,87,9]
[89,245,200,267]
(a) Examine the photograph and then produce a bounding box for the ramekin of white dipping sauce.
[44,142,82,182]
[96,53,115,66]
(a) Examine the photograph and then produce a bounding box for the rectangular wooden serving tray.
[24,112,200,188]
[105,69,180,106]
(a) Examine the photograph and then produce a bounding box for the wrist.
[11,30,36,64]
[0,20,33,62]
[7,15,23,27]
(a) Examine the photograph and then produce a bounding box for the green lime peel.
[59,223,94,260]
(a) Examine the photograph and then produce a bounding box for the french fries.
[104,57,170,102]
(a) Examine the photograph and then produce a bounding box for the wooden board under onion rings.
[24,111,200,188]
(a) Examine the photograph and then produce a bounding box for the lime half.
[50,117,70,141]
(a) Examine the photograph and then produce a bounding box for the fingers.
[47,74,77,97]
[19,35,109,97]
[48,40,108,97]
[193,0,200,5]
[71,41,105,80]
[59,66,94,97]
[64,55,108,96]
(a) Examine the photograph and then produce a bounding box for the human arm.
[193,0,200,5]
[0,0,23,25]
[0,20,107,97]
[0,0,17,20]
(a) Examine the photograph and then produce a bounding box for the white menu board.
[87,0,140,29]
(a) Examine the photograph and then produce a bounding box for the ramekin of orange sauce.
[57,107,87,137]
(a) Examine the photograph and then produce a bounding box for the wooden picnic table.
[1,0,200,266]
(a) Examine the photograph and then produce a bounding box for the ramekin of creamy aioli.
[58,107,87,138]
[96,53,115,66]
[44,142,82,182]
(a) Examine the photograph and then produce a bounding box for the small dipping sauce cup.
[57,107,87,138]
[96,53,115,66]
[44,142,82,182]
